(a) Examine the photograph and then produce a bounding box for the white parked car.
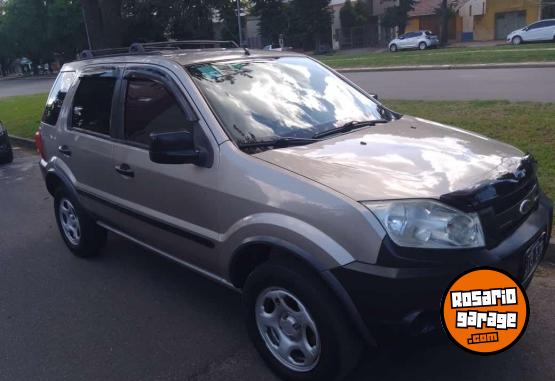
[388,30,439,52]
[507,19,555,45]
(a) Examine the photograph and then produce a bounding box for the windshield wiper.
[312,119,390,139]
[237,137,321,149]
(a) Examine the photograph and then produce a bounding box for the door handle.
[58,145,72,156]
[115,163,134,178]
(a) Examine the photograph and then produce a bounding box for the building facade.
[458,0,541,41]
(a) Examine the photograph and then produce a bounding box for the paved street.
[1,147,555,381]
[0,77,55,99]
[345,67,555,102]
[2,67,555,101]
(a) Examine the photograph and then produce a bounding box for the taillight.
[35,129,45,159]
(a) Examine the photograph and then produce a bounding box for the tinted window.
[529,21,547,30]
[124,78,193,146]
[71,74,116,135]
[188,57,393,145]
[42,72,75,126]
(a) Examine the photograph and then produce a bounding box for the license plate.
[522,232,547,282]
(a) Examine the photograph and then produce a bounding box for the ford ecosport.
[37,41,553,381]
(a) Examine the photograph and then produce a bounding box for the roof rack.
[78,40,240,60]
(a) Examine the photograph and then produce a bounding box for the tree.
[81,0,123,49]
[47,0,87,57]
[436,0,459,45]
[166,0,216,40]
[253,0,289,45]
[381,0,415,35]
[121,0,173,44]
[352,0,371,26]
[289,0,332,50]
[340,0,356,30]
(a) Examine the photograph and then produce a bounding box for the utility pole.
[236,0,243,46]
[81,6,92,50]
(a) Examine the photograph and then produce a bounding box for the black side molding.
[76,189,215,248]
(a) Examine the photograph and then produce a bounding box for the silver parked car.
[37,41,553,381]
[507,18,555,45]
[389,30,440,52]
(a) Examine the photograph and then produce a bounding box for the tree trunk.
[81,0,105,49]
[440,0,449,45]
[98,0,124,48]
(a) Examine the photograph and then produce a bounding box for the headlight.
[363,200,485,249]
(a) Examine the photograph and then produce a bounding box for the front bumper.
[331,194,553,339]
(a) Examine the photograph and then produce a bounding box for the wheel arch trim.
[229,236,376,346]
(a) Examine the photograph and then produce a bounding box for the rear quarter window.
[71,74,117,135]
[42,72,76,126]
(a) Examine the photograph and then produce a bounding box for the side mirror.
[149,130,200,165]
[370,93,379,101]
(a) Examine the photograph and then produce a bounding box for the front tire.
[389,44,398,52]
[54,188,106,257]
[243,259,363,381]
[419,42,427,50]
[512,36,522,45]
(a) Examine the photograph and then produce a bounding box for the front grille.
[440,155,540,248]
[479,179,539,247]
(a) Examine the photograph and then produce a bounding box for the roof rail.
[78,40,240,60]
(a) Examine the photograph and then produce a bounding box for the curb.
[9,135,36,150]
[336,62,555,73]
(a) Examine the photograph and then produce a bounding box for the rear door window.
[71,73,117,135]
[123,78,194,146]
[42,72,76,126]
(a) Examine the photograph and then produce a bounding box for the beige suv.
[37,41,553,381]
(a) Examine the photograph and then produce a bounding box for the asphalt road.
[0,77,55,99]
[2,67,555,101]
[1,147,555,381]
[345,67,555,102]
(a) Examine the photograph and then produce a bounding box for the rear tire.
[243,258,363,381]
[512,36,522,45]
[419,42,427,50]
[54,188,106,257]
[389,44,398,52]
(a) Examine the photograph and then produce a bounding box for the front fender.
[220,212,355,274]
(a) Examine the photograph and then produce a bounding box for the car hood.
[508,28,524,37]
[254,116,524,201]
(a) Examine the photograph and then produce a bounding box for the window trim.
[67,67,122,140]
[113,67,199,150]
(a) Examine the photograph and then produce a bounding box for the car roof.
[61,48,304,72]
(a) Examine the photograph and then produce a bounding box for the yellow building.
[459,0,541,41]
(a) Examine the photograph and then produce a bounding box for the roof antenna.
[243,46,251,56]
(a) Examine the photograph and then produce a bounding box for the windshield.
[187,57,395,145]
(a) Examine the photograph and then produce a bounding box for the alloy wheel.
[59,198,81,245]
